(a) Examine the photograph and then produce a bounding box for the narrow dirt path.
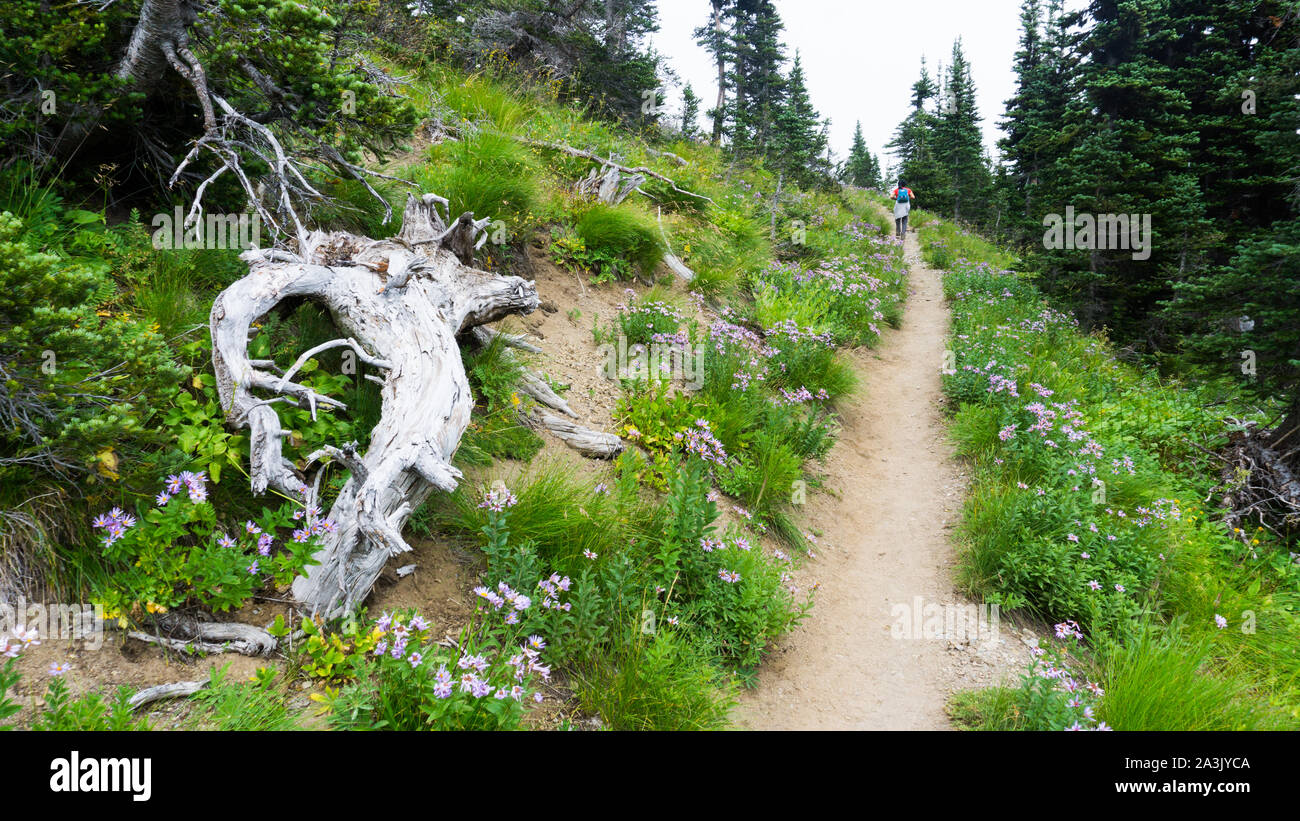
[732,228,1032,730]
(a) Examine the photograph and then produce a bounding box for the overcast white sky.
[649,0,1088,173]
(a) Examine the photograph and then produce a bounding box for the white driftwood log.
[657,207,695,282]
[128,679,209,710]
[525,410,624,459]
[576,163,646,205]
[128,619,277,656]
[518,370,577,417]
[466,325,542,354]
[211,193,538,617]
[518,137,714,205]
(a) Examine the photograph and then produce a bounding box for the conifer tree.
[773,51,827,185]
[725,0,788,159]
[1166,2,1300,432]
[887,59,945,196]
[681,83,702,139]
[932,40,993,223]
[1036,0,1202,338]
[844,121,878,187]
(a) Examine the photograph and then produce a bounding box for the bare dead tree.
[210,192,539,618]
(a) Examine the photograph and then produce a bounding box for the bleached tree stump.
[211,193,538,617]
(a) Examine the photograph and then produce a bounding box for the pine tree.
[773,51,826,185]
[1166,2,1300,433]
[844,121,877,187]
[694,0,736,145]
[1036,0,1202,340]
[725,0,788,159]
[932,39,993,224]
[887,59,945,197]
[681,83,701,139]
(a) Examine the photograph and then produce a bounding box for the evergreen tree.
[886,58,945,196]
[1167,2,1300,432]
[998,0,1074,245]
[681,83,702,139]
[1036,0,1202,340]
[932,39,993,223]
[724,0,788,159]
[694,0,736,145]
[844,121,877,187]
[773,51,827,185]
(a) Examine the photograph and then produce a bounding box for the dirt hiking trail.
[732,228,1035,731]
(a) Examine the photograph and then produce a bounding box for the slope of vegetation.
[919,219,1300,731]
[0,9,905,728]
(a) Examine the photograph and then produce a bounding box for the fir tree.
[1036,0,1202,339]
[844,121,878,187]
[932,39,993,223]
[725,0,788,159]
[773,51,827,185]
[681,83,702,139]
[694,0,736,145]
[887,58,945,197]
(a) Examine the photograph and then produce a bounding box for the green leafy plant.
[186,664,302,731]
[93,473,323,620]
[31,676,149,731]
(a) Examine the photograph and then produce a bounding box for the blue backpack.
[896,186,910,204]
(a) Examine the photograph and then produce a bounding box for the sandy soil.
[730,228,1038,731]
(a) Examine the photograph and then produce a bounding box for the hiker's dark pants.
[895,215,908,239]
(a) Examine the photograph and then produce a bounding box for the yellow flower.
[510,392,521,408]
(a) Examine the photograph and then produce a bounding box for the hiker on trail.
[890,181,914,240]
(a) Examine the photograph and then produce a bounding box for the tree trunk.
[711,2,726,145]
[52,0,198,161]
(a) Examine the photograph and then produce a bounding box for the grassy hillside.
[913,218,1300,731]
[0,58,908,730]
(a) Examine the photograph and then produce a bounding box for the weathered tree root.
[128,618,277,657]
[657,206,696,282]
[516,136,714,205]
[1220,418,1300,542]
[212,192,538,617]
[523,409,624,459]
[128,679,209,711]
[519,370,577,417]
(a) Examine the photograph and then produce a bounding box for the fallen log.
[657,206,695,282]
[128,679,209,711]
[518,370,577,418]
[128,618,276,657]
[517,136,714,205]
[524,409,624,459]
[466,325,542,353]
